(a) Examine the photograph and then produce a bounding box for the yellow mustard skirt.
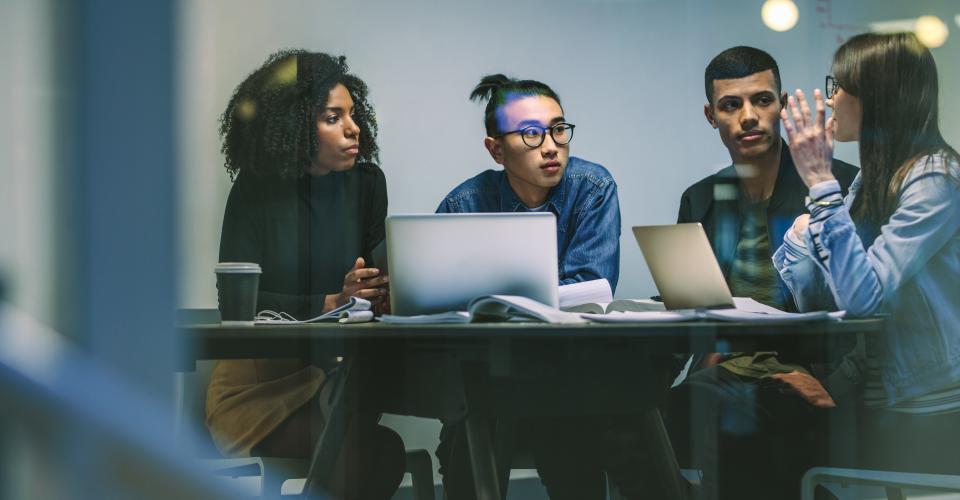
[205,359,326,457]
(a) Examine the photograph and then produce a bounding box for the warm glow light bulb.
[915,15,949,48]
[762,0,799,32]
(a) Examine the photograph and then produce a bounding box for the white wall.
[0,0,57,324]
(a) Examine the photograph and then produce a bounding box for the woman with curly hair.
[205,50,405,499]
[777,32,960,473]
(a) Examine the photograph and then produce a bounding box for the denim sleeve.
[560,179,621,292]
[806,168,960,317]
[435,197,455,214]
[773,227,836,312]
[774,212,862,396]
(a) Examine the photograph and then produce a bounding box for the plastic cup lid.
[214,262,262,274]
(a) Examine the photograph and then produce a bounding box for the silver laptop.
[632,223,735,310]
[386,213,559,315]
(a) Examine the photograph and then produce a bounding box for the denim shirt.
[773,153,960,405]
[436,156,621,292]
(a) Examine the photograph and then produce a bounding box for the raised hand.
[780,89,836,188]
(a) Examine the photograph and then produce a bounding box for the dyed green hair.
[469,74,562,136]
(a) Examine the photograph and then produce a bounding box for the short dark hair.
[704,46,781,103]
[219,49,379,180]
[469,74,562,136]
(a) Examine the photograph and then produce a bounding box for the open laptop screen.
[632,223,735,310]
[386,213,559,315]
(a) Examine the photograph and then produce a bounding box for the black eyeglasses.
[825,75,841,99]
[496,122,576,148]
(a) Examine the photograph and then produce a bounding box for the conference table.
[178,318,884,500]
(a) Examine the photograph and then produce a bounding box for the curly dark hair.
[219,49,379,180]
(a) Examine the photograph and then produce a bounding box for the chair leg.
[884,487,906,500]
[405,449,436,500]
[258,458,308,497]
[607,474,625,500]
[494,418,518,500]
[464,414,502,500]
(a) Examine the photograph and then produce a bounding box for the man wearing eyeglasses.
[433,75,685,500]
[666,46,859,499]
[436,74,621,291]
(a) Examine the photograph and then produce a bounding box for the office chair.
[801,467,960,500]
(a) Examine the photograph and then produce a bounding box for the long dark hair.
[219,50,379,180]
[469,74,562,136]
[832,32,958,226]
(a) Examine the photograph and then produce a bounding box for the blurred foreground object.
[0,301,303,499]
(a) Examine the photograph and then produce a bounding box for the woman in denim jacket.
[774,32,960,473]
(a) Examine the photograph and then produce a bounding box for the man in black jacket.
[667,46,858,500]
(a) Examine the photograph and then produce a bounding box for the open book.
[582,297,845,323]
[379,280,844,325]
[556,278,675,314]
[564,298,669,315]
[379,295,587,324]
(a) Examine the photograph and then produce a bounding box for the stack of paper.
[378,311,472,324]
[379,295,588,324]
[582,297,844,323]
[558,279,613,309]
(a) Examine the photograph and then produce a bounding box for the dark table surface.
[180,318,884,368]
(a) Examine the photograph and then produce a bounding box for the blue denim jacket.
[436,156,621,292]
[773,153,960,405]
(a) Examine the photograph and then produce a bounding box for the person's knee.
[373,424,406,475]
[346,424,406,500]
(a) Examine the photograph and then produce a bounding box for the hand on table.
[766,370,836,408]
[781,89,837,188]
[325,257,389,312]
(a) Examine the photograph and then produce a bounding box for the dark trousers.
[436,413,688,500]
[664,366,832,500]
[253,397,406,500]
